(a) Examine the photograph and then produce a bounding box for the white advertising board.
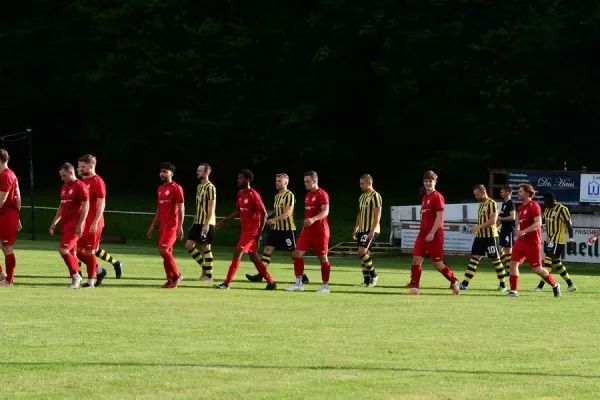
[580,174,600,203]
[398,222,600,264]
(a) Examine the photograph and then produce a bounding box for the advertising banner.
[579,174,600,204]
[507,171,580,205]
[399,222,600,264]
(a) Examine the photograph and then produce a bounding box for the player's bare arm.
[267,205,292,226]
[202,199,216,235]
[516,215,542,238]
[216,208,240,229]
[76,201,90,237]
[177,202,185,240]
[90,197,106,233]
[470,211,498,233]
[49,204,63,235]
[15,187,22,230]
[257,210,267,242]
[146,206,159,238]
[426,210,443,242]
[304,204,329,227]
[0,190,7,208]
[352,214,360,239]
[369,206,382,239]
[566,216,576,252]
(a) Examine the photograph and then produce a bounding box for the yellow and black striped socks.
[461,256,480,287]
[97,249,119,266]
[360,253,376,284]
[492,257,506,287]
[552,259,573,286]
[188,247,204,267]
[500,251,511,269]
[261,254,272,269]
[203,250,214,278]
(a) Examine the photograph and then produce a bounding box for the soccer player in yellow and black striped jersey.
[534,191,577,292]
[245,173,310,284]
[185,163,216,282]
[460,184,507,291]
[352,174,382,287]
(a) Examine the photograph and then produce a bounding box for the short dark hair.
[473,184,487,193]
[199,163,211,172]
[544,191,556,202]
[78,154,97,164]
[501,185,512,193]
[159,162,176,172]
[360,174,373,181]
[60,162,74,172]
[239,169,254,183]
[0,149,9,163]
[304,170,318,180]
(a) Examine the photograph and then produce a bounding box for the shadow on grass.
[2,361,599,379]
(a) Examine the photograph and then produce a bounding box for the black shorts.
[471,237,500,258]
[265,229,296,251]
[356,232,379,250]
[187,224,215,244]
[544,241,565,258]
[499,229,515,248]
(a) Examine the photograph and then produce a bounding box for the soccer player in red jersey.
[286,170,332,293]
[0,149,22,287]
[406,171,460,295]
[75,154,107,288]
[507,184,561,297]
[49,163,90,289]
[215,169,275,290]
[146,162,185,288]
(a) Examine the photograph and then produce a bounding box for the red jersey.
[303,188,330,236]
[419,191,444,240]
[82,175,106,226]
[60,180,89,226]
[158,181,184,230]
[0,168,19,214]
[516,200,542,244]
[236,188,267,235]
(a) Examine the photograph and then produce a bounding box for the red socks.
[320,261,331,284]
[440,265,457,284]
[61,253,80,276]
[253,261,274,284]
[509,275,518,291]
[5,254,15,284]
[78,253,97,279]
[543,274,557,287]
[410,264,422,287]
[293,258,305,278]
[225,258,241,285]
[160,252,179,282]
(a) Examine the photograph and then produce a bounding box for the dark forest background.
[1,0,599,204]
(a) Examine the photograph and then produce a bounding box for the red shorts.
[159,229,177,251]
[78,224,103,250]
[60,225,80,251]
[511,240,542,267]
[413,236,444,262]
[296,233,329,256]
[0,212,19,246]
[236,232,258,254]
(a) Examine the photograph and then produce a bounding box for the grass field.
[3,240,600,399]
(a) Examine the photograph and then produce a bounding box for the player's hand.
[146,225,154,239]
[200,225,209,236]
[89,221,98,233]
[216,221,224,229]
[177,226,184,241]
[304,218,315,227]
[75,224,84,237]
[49,223,56,236]
[266,219,276,226]
[469,226,478,233]
[17,220,22,231]
[567,241,576,252]
[352,232,357,240]
[425,233,434,242]
[368,231,375,240]
[587,236,597,245]
[516,230,525,238]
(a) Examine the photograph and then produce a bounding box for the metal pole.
[27,128,35,240]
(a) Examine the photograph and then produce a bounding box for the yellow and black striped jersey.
[358,190,382,233]
[194,182,216,225]
[543,203,570,244]
[477,198,498,238]
[273,190,295,231]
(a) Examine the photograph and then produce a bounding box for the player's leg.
[506,242,526,296]
[158,230,181,288]
[94,248,123,279]
[246,245,274,282]
[309,235,331,293]
[59,230,82,289]
[0,245,15,287]
[552,254,575,291]
[499,231,513,269]
[248,251,276,289]
[460,238,485,290]
[185,224,205,278]
[406,237,427,293]
[534,243,556,291]
[428,242,459,295]
[287,234,310,291]
[0,215,18,286]
[529,250,560,297]
[488,238,507,290]
[216,233,250,289]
